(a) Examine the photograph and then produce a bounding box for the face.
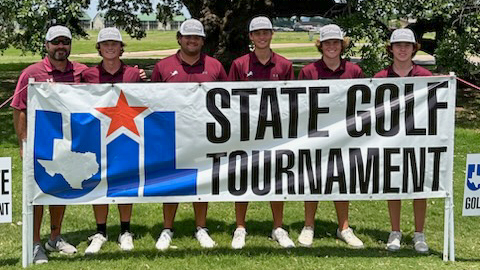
[45,37,71,61]
[98,41,123,60]
[321,39,342,60]
[178,35,204,56]
[391,42,415,63]
[249,29,273,50]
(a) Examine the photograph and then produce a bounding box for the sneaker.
[271,227,295,248]
[298,226,314,247]
[231,227,247,249]
[337,227,364,249]
[413,232,429,253]
[33,242,48,264]
[118,231,134,251]
[156,229,173,251]
[45,235,77,254]
[195,227,216,248]
[386,231,402,252]
[85,233,107,255]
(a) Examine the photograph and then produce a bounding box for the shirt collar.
[387,62,416,77]
[175,51,205,67]
[250,51,276,66]
[98,60,126,76]
[318,58,346,73]
[43,57,74,73]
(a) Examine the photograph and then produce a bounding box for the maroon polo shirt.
[151,52,227,82]
[227,51,294,81]
[11,57,87,110]
[374,64,432,78]
[81,61,141,83]
[298,59,364,80]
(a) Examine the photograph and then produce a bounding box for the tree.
[0,0,153,56]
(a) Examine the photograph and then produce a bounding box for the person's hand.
[135,65,148,81]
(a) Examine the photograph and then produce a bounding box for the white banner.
[463,154,480,216]
[25,76,456,205]
[0,157,12,223]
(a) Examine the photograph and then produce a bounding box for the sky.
[86,0,190,18]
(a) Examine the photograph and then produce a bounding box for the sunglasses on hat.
[49,39,71,45]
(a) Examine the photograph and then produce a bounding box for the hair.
[96,41,125,57]
[315,37,351,55]
[386,42,421,58]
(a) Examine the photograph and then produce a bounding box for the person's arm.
[13,109,27,158]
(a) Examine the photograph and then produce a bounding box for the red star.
[96,91,148,136]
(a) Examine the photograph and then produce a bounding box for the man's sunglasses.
[49,39,71,45]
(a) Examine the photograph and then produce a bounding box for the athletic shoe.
[118,231,134,251]
[45,235,77,254]
[337,227,364,249]
[231,227,247,249]
[298,226,314,247]
[195,227,216,248]
[271,227,295,248]
[155,229,173,251]
[386,231,402,252]
[33,242,48,264]
[85,233,107,255]
[413,232,429,253]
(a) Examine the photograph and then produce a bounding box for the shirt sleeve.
[298,68,306,80]
[218,64,228,81]
[286,62,294,80]
[10,71,30,110]
[227,61,239,81]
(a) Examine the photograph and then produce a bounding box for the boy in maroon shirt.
[297,24,364,249]
[151,19,227,251]
[228,16,295,249]
[82,28,142,255]
[374,28,432,254]
[11,25,84,264]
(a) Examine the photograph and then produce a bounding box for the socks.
[96,223,107,237]
[120,221,130,234]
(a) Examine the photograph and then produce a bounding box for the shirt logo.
[202,71,208,75]
[170,70,178,77]
[273,73,279,78]
[247,71,253,77]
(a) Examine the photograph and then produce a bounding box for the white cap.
[390,28,416,44]
[319,24,344,42]
[179,19,206,37]
[45,26,72,41]
[97,27,123,43]
[249,16,273,32]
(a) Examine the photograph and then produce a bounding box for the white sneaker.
[413,232,429,253]
[386,231,402,252]
[118,231,134,251]
[156,229,173,251]
[195,227,216,248]
[337,227,364,248]
[271,227,295,248]
[85,233,107,255]
[45,235,77,254]
[231,227,247,249]
[298,226,314,247]
[33,242,48,264]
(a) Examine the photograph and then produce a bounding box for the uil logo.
[34,91,198,199]
[466,163,480,191]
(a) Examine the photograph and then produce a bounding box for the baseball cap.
[319,24,344,42]
[249,16,273,32]
[45,26,72,41]
[97,27,123,43]
[179,19,206,37]
[390,28,416,44]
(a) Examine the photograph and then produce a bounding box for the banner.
[25,76,456,205]
[463,154,480,216]
[0,157,12,223]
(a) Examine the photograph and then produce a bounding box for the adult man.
[227,16,295,249]
[151,19,227,250]
[81,27,142,254]
[11,25,85,264]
